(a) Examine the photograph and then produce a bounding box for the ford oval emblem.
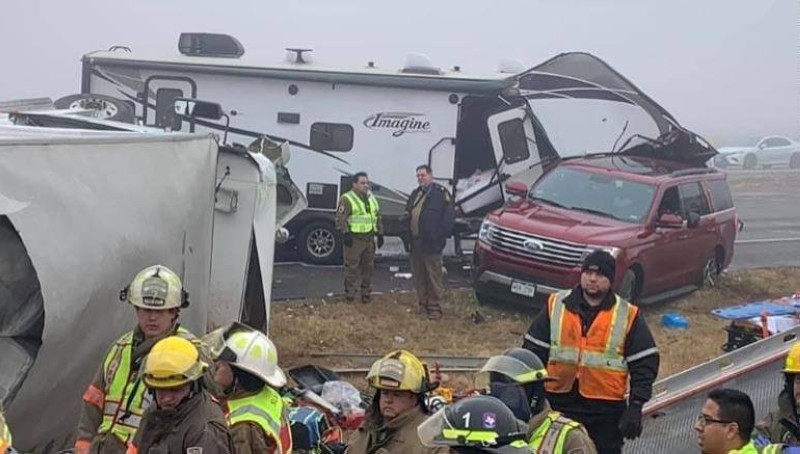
[523,239,545,252]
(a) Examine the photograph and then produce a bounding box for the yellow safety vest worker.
[529,411,581,453]
[343,191,379,234]
[91,327,193,445]
[546,291,640,401]
[227,385,288,453]
[0,412,11,453]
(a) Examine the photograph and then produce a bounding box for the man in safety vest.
[75,265,197,454]
[127,336,233,453]
[417,394,531,453]
[522,250,659,454]
[336,171,383,304]
[756,342,800,447]
[477,348,597,453]
[204,322,293,453]
[346,350,447,454]
[695,388,763,454]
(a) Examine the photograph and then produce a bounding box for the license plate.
[510,281,536,298]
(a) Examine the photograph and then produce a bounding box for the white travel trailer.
[73,33,716,264]
[0,106,305,451]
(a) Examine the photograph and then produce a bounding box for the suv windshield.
[529,167,656,223]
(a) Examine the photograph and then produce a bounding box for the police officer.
[694,389,760,454]
[127,336,233,453]
[417,394,530,453]
[346,349,445,454]
[75,265,197,454]
[477,348,597,453]
[204,322,293,453]
[402,165,455,320]
[336,171,383,304]
[522,250,659,454]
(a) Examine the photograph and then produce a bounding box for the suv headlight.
[582,245,622,261]
[478,219,494,242]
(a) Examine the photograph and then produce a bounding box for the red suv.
[472,154,738,305]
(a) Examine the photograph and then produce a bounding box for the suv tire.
[701,255,720,288]
[297,220,342,265]
[618,268,640,303]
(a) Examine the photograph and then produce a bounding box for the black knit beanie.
[581,249,616,283]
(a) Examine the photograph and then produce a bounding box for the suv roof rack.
[669,168,719,178]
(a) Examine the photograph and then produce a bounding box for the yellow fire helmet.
[0,409,11,453]
[784,342,800,374]
[142,336,206,389]
[123,265,188,310]
[366,350,434,394]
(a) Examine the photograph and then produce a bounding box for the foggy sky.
[2,0,797,143]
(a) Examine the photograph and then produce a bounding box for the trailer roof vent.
[285,48,314,64]
[497,58,526,74]
[178,33,245,58]
[401,53,441,75]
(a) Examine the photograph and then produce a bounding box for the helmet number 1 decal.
[462,412,471,427]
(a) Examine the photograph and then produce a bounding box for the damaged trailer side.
[0,133,218,451]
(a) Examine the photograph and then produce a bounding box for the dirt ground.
[726,171,798,193]
[270,268,800,389]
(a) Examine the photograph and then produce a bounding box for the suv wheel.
[701,255,720,288]
[297,220,342,265]
[743,154,757,170]
[790,153,800,169]
[618,269,640,303]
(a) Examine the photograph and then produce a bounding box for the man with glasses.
[695,388,759,454]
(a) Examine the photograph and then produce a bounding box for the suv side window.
[707,180,734,212]
[765,137,791,147]
[678,182,710,216]
[657,187,681,218]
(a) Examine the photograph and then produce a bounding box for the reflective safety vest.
[760,444,783,454]
[343,191,379,234]
[729,441,762,453]
[227,386,289,453]
[95,327,193,444]
[529,411,581,453]
[545,291,639,401]
[0,412,11,453]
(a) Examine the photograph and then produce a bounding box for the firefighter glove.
[619,401,643,439]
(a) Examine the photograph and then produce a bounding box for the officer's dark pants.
[410,239,444,316]
[343,235,375,303]
[562,410,624,454]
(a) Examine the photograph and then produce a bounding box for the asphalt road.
[273,171,800,301]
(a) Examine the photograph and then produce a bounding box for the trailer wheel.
[54,93,135,123]
[297,220,342,265]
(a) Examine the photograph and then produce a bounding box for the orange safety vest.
[544,291,637,401]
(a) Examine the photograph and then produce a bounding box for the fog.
[2,0,797,143]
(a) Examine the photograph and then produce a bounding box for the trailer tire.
[297,220,342,265]
[54,93,135,123]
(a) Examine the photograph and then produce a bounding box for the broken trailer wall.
[0,133,217,452]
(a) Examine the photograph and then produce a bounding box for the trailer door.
[487,105,548,198]
[143,76,197,132]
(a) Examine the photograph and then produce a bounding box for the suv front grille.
[485,224,588,267]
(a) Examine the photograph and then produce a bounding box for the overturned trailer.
[0,108,305,451]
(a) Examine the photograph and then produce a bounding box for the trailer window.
[310,122,353,152]
[156,88,184,130]
[498,118,530,164]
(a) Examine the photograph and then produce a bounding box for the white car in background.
[713,135,800,169]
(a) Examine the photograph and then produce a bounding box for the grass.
[270,268,800,390]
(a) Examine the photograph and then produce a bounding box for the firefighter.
[345,349,446,454]
[694,388,760,454]
[1,410,12,454]
[336,171,383,304]
[417,394,531,453]
[402,164,455,320]
[127,336,233,453]
[756,342,800,446]
[477,348,597,453]
[522,250,659,454]
[204,322,293,453]
[75,265,197,454]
